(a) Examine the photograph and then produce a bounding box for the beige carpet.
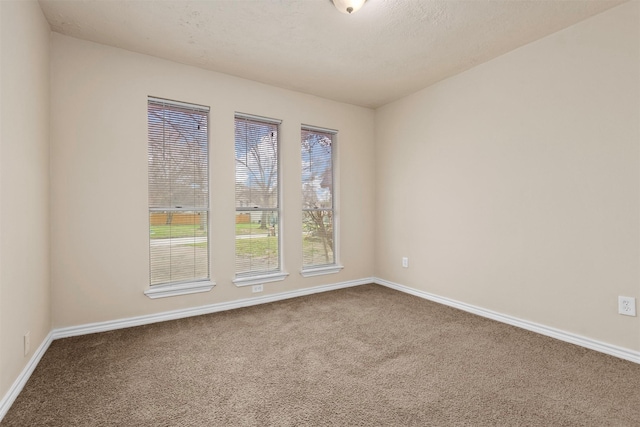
[2,284,639,426]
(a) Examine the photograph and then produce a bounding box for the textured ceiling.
[38,0,626,108]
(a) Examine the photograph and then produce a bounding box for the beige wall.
[375,1,640,350]
[1,0,638,407]
[50,34,375,328]
[0,0,51,399]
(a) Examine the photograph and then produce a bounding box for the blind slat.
[149,96,210,113]
[235,116,279,209]
[301,128,335,268]
[148,97,210,286]
[234,114,281,276]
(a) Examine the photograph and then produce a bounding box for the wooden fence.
[150,212,204,226]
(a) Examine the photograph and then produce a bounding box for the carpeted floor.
[2,284,639,426]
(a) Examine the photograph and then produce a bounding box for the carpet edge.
[0,331,54,422]
[374,277,640,365]
[0,278,374,422]
[51,278,374,340]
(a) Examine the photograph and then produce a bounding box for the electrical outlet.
[402,257,408,268]
[252,284,263,293]
[618,296,636,316]
[24,331,30,356]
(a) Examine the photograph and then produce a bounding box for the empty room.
[1,0,639,425]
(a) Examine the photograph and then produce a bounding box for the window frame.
[232,113,288,287]
[300,124,344,277]
[144,96,215,299]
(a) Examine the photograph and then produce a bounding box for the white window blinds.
[234,114,281,276]
[148,97,210,286]
[301,126,336,268]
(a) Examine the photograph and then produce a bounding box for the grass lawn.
[150,224,207,239]
[236,236,278,257]
[187,236,279,258]
[161,226,332,264]
[235,222,269,235]
[151,222,270,239]
[303,237,333,266]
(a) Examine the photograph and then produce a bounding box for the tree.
[235,120,278,230]
[301,131,334,264]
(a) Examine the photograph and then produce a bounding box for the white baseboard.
[5,276,635,423]
[374,277,640,365]
[0,277,373,422]
[52,277,374,339]
[0,331,54,421]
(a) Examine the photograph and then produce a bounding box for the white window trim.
[144,280,216,299]
[233,272,289,287]
[300,264,344,277]
[234,113,284,280]
[301,124,341,272]
[147,96,211,291]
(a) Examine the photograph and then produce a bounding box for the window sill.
[300,265,344,277]
[144,280,216,299]
[233,272,289,287]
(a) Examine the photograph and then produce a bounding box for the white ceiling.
[38,0,625,108]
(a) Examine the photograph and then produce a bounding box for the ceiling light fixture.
[332,0,366,14]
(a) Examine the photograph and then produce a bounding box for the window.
[146,97,213,298]
[233,114,287,286]
[301,126,343,276]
